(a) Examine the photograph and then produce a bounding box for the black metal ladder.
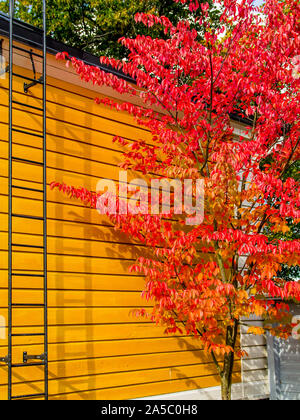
[0,0,48,400]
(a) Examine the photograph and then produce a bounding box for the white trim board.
[134,381,269,401]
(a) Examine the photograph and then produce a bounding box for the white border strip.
[134,381,269,400]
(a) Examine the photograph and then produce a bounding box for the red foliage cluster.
[53,0,300,366]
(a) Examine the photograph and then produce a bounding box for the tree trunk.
[221,377,231,400]
[220,320,239,400]
[220,351,234,400]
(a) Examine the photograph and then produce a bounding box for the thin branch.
[279,136,300,179]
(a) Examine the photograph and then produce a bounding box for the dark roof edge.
[229,112,254,126]
[0,12,252,126]
[0,12,135,84]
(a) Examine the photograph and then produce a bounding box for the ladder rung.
[11,393,46,400]
[12,100,43,112]
[12,156,44,166]
[12,72,44,85]
[12,214,44,221]
[12,185,44,193]
[12,273,45,277]
[12,127,44,138]
[12,45,44,59]
[12,303,45,307]
[11,362,45,368]
[12,243,44,249]
[11,333,45,337]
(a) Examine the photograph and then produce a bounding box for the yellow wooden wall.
[0,43,241,399]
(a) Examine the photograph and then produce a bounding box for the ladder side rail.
[6,0,48,401]
[42,0,48,401]
[8,0,13,402]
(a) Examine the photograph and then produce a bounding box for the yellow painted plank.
[0,370,241,400]
[0,249,209,276]
[0,250,135,274]
[2,195,44,219]
[0,45,136,112]
[0,156,152,197]
[0,64,149,131]
[0,289,149,308]
[0,194,209,254]
[0,175,176,228]
[0,142,157,191]
[0,320,240,348]
[0,270,145,291]
[0,120,125,154]
[0,323,178,346]
[0,307,151,326]
[0,363,234,395]
[0,232,149,260]
[0,213,135,245]
[0,51,235,401]
[0,140,123,182]
[50,373,241,400]
[0,76,149,138]
[0,99,152,144]
[0,192,197,255]
[0,356,240,387]
[0,336,204,362]
[0,192,108,227]
[0,133,123,170]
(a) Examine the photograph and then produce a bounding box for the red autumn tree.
[51,0,300,399]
